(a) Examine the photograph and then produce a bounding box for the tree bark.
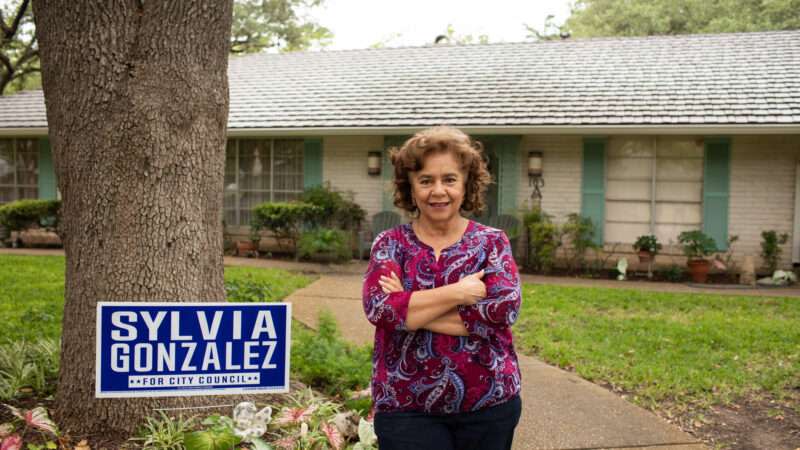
[33,0,234,436]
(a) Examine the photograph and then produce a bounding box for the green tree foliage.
[230,0,332,53]
[427,24,489,46]
[525,14,569,41]
[563,0,800,38]
[0,0,40,95]
[0,0,332,95]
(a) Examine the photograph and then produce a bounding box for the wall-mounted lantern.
[367,151,382,176]
[528,151,544,204]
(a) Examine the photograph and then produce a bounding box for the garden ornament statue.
[233,402,272,442]
[756,269,797,287]
[616,257,628,281]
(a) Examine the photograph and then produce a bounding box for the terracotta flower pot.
[687,259,711,283]
[235,240,259,257]
[637,250,654,264]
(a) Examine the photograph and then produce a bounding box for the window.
[224,139,304,226]
[605,137,703,245]
[0,138,38,204]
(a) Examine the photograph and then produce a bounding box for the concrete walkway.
[285,272,707,450]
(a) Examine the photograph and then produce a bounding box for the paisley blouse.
[363,220,522,414]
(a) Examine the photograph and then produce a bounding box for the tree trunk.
[33,0,234,436]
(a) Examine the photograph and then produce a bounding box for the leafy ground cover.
[515,284,800,448]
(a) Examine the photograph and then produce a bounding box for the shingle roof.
[0,90,48,128]
[3,30,800,130]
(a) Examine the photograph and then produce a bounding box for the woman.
[362,126,522,450]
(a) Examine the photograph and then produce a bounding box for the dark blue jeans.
[373,396,522,450]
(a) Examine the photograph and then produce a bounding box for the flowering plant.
[633,234,662,254]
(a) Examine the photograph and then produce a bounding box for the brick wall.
[516,135,583,223]
[730,135,800,271]
[321,135,387,220]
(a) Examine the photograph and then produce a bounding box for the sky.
[309,0,574,50]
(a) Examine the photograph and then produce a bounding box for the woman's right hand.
[454,270,486,305]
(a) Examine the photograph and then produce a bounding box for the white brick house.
[1,30,799,271]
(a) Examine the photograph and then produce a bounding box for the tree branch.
[0,51,13,76]
[16,36,37,65]
[10,66,39,79]
[2,0,30,42]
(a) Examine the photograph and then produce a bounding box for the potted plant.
[234,222,262,258]
[633,234,661,263]
[678,230,718,283]
[247,224,262,257]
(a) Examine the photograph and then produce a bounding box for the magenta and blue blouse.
[362,220,522,414]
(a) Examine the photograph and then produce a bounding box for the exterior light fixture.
[528,151,544,204]
[367,151,382,176]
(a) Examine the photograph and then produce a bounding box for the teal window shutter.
[703,139,730,251]
[303,138,322,189]
[495,136,521,215]
[581,139,606,246]
[38,138,57,200]
[382,136,408,211]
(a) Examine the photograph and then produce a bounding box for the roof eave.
[226,124,800,136]
[2,124,799,138]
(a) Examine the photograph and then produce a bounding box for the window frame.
[0,137,39,204]
[224,138,304,226]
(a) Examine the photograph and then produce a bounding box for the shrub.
[291,312,372,399]
[0,200,61,232]
[251,202,320,253]
[224,279,273,303]
[760,230,789,274]
[677,230,718,260]
[523,207,562,274]
[301,184,366,231]
[563,213,599,273]
[661,264,686,282]
[297,228,352,263]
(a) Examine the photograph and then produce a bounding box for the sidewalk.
[285,273,707,450]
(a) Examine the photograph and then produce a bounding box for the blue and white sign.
[95,302,291,398]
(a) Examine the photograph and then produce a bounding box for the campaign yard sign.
[96,302,291,398]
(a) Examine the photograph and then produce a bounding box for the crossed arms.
[362,231,521,339]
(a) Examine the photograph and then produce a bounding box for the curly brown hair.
[389,126,492,214]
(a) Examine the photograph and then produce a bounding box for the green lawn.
[515,284,800,411]
[0,254,313,343]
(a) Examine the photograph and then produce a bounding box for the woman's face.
[409,151,467,225]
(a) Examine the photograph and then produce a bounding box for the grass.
[0,254,313,343]
[0,255,65,342]
[514,284,800,410]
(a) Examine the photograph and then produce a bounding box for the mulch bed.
[594,380,800,450]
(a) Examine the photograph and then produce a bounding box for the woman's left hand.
[379,271,404,294]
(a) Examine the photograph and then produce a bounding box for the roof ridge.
[228,29,800,60]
